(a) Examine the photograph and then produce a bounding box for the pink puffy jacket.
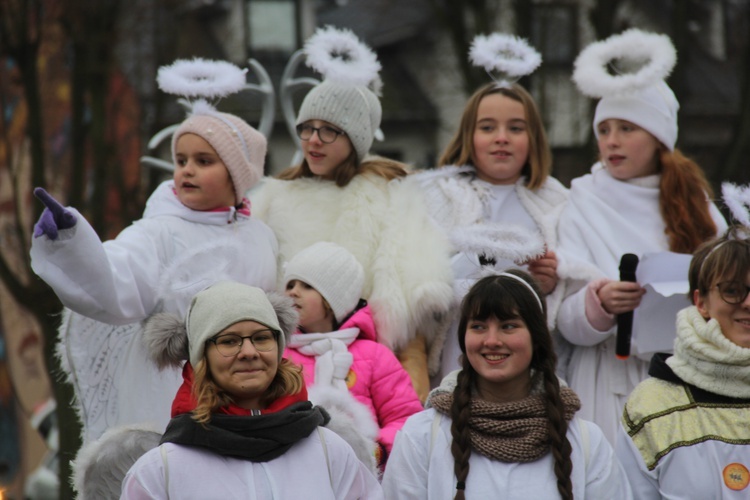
[284,305,423,453]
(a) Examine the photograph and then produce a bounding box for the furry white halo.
[573,28,676,98]
[722,182,750,228]
[450,223,545,264]
[304,25,381,88]
[157,58,248,99]
[469,33,541,85]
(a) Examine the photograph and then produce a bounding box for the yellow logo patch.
[345,369,356,389]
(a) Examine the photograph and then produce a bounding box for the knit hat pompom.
[172,100,267,205]
[144,282,296,368]
[284,242,365,323]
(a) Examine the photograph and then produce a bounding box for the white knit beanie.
[296,80,381,163]
[593,80,679,151]
[172,106,267,205]
[186,282,284,366]
[283,242,365,323]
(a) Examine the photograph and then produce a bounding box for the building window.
[247,0,298,52]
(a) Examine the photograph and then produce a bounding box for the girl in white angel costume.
[252,27,454,400]
[556,29,727,444]
[411,34,570,383]
[29,59,278,443]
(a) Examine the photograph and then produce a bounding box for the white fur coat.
[411,165,570,325]
[252,174,454,372]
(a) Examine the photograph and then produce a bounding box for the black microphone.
[616,253,639,360]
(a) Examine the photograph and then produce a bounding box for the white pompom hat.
[284,242,365,323]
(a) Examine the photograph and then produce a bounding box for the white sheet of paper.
[631,252,693,355]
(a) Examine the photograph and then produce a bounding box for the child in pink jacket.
[283,242,423,466]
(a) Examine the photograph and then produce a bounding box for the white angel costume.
[31,181,278,442]
[556,164,727,444]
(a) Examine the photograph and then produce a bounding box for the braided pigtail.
[450,359,476,500]
[540,354,574,499]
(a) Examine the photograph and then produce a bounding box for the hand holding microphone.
[616,253,639,360]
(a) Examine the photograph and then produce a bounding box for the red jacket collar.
[171,363,308,417]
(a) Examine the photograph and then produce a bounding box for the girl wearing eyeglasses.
[121,282,383,499]
[616,229,750,498]
[252,28,453,402]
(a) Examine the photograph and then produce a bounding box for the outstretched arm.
[33,187,77,240]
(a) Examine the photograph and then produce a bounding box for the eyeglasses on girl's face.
[207,329,278,357]
[296,123,346,144]
[715,281,750,305]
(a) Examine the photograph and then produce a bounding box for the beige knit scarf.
[430,386,581,463]
[667,306,750,398]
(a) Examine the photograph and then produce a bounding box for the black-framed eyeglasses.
[296,123,346,144]
[207,329,279,357]
[715,281,750,305]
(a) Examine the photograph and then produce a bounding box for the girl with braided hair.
[382,270,631,499]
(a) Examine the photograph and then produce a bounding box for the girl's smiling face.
[299,120,354,179]
[471,93,530,185]
[464,314,533,403]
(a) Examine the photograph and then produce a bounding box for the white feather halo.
[469,33,542,86]
[573,29,676,98]
[304,26,381,90]
[157,58,248,99]
[722,182,750,228]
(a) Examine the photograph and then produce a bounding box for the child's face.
[300,120,353,179]
[695,271,750,348]
[471,94,529,185]
[465,314,533,403]
[174,133,236,210]
[285,279,334,333]
[596,119,661,181]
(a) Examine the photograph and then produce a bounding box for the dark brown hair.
[449,270,573,500]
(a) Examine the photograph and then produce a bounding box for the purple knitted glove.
[33,187,77,240]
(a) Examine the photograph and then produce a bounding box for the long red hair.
[658,148,718,253]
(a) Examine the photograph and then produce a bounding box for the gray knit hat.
[186,282,285,366]
[296,80,381,163]
[284,242,365,323]
[172,104,267,205]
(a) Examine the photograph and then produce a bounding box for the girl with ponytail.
[556,30,727,445]
[382,271,631,499]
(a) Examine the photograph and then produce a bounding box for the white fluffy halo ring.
[304,26,381,87]
[572,29,676,98]
[469,33,541,81]
[157,58,248,99]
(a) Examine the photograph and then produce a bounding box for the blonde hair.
[277,150,408,187]
[439,83,552,190]
[191,357,304,424]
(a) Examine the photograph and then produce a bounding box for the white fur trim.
[573,29,676,97]
[72,424,161,500]
[304,26,381,91]
[449,223,545,263]
[470,33,541,86]
[157,58,248,99]
[721,182,750,228]
[308,386,379,475]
